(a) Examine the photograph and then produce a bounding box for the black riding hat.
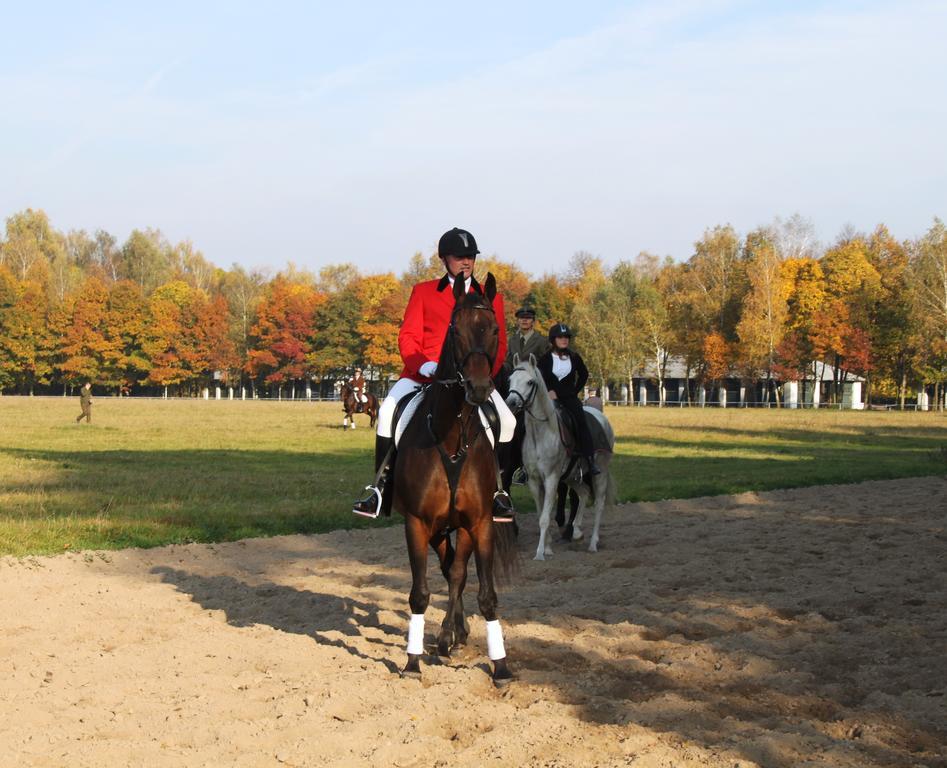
[438,227,480,259]
[548,322,573,341]
[515,306,536,319]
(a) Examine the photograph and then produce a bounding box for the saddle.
[388,388,503,520]
[554,405,611,456]
[394,388,501,448]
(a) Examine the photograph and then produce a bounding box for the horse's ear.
[484,272,497,303]
[452,274,466,303]
[529,353,537,367]
[513,353,521,366]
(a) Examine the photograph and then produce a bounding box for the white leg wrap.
[407,613,425,655]
[485,619,506,660]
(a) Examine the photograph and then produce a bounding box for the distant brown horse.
[393,273,517,686]
[340,383,378,429]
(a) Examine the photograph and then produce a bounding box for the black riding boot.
[353,435,395,519]
[492,489,515,523]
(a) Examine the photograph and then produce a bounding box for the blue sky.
[2,1,945,275]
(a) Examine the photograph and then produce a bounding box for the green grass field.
[0,396,944,556]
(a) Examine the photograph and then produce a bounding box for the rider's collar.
[437,273,478,294]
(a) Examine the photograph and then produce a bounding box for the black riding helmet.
[438,227,480,258]
[548,322,573,342]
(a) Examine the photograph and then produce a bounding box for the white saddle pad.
[394,391,496,449]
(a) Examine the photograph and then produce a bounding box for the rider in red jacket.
[353,227,517,521]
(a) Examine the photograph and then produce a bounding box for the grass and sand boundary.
[1,396,944,556]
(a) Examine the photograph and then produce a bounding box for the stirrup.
[492,491,515,524]
[511,467,528,486]
[352,485,382,519]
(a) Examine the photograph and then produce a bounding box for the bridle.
[425,296,500,520]
[506,366,548,421]
[436,302,498,388]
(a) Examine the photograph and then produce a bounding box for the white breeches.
[376,377,516,441]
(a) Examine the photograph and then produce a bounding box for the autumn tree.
[476,255,532,334]
[141,281,192,395]
[58,277,117,388]
[106,280,150,393]
[1,208,63,282]
[702,332,731,403]
[634,256,677,405]
[310,266,361,379]
[119,228,173,294]
[0,266,16,391]
[736,228,789,403]
[246,277,322,394]
[524,274,572,334]
[356,273,406,386]
[909,219,947,407]
[221,265,267,386]
[816,236,881,402]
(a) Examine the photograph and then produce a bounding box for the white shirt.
[551,353,572,381]
[446,275,473,292]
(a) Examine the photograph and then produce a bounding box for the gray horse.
[505,355,616,560]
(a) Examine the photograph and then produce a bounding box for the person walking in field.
[76,383,93,424]
[352,226,517,522]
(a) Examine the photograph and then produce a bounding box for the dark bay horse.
[393,273,517,685]
[340,383,378,429]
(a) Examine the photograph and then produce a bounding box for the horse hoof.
[436,641,452,657]
[401,655,422,679]
[492,659,514,687]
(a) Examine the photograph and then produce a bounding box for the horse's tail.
[605,460,617,510]
[492,521,521,589]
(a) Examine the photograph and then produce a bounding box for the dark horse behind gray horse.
[340,383,378,430]
[391,273,518,686]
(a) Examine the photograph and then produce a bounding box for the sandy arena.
[1,476,945,767]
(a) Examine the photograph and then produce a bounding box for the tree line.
[1,209,944,407]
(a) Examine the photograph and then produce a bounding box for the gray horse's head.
[505,353,540,414]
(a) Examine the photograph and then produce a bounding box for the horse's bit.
[507,372,549,422]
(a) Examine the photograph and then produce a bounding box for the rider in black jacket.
[537,323,600,476]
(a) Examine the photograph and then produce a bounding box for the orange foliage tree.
[58,277,117,388]
[245,277,321,391]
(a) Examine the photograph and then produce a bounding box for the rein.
[426,296,497,519]
[435,304,497,387]
[507,371,550,422]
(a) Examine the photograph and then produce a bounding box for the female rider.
[537,323,600,476]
